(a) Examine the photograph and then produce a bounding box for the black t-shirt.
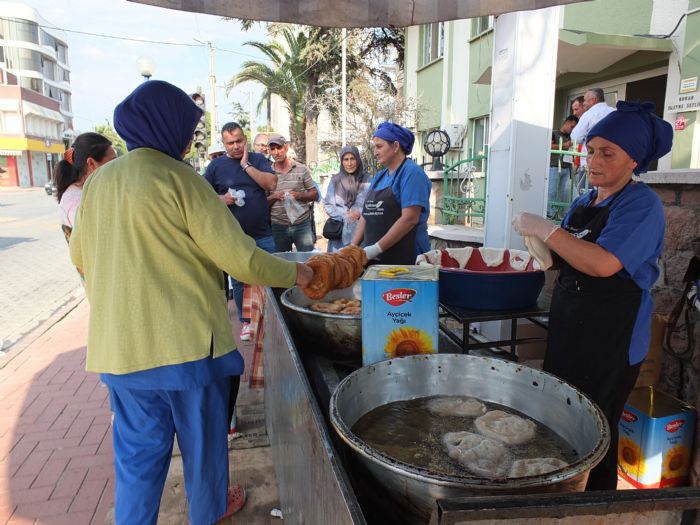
[550,130,572,168]
[203,152,273,239]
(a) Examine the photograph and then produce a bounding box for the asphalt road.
[0,188,83,351]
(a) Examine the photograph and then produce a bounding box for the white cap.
[208,142,225,155]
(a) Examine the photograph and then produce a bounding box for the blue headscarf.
[373,122,415,155]
[587,101,673,174]
[113,80,202,160]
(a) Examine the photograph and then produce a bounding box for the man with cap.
[267,133,318,252]
[207,141,225,161]
[204,121,276,342]
[512,101,673,491]
[352,121,432,265]
[70,80,313,523]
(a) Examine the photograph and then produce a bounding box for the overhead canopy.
[129,0,587,28]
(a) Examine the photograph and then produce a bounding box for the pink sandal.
[221,485,246,519]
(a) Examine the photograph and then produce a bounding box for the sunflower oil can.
[361,265,438,366]
[618,386,696,488]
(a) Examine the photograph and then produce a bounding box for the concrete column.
[484,6,560,250]
[480,7,560,344]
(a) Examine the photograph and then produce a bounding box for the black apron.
[362,160,416,265]
[544,184,642,490]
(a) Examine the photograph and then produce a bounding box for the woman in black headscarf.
[323,145,371,252]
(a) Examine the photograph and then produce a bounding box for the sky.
[16,0,270,134]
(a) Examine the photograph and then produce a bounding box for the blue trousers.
[271,219,315,253]
[231,235,275,323]
[547,166,571,218]
[110,378,230,525]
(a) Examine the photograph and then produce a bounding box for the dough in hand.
[524,236,553,270]
[475,410,537,445]
[509,457,568,477]
[442,431,511,478]
[426,396,487,417]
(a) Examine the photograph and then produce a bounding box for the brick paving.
[0,299,113,525]
[0,292,275,525]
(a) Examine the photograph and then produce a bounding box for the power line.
[0,15,269,60]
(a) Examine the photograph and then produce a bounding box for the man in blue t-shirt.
[204,122,276,342]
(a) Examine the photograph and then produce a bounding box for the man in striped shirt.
[267,133,318,252]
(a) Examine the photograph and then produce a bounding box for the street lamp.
[137,56,156,81]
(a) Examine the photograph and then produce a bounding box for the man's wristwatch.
[242,162,251,171]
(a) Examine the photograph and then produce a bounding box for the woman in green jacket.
[70,80,312,524]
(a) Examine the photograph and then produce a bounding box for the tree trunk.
[304,115,318,167]
[289,118,306,165]
[304,76,320,168]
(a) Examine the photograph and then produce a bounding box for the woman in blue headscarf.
[351,122,432,264]
[324,145,372,252]
[512,101,673,491]
[70,80,312,524]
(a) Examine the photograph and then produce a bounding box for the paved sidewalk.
[0,297,279,525]
[0,299,113,525]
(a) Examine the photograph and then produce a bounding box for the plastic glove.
[364,243,383,261]
[512,212,559,242]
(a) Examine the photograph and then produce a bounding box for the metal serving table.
[263,286,700,525]
[439,295,550,357]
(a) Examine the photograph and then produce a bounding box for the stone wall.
[645,171,700,485]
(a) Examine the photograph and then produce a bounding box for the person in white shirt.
[570,88,615,192]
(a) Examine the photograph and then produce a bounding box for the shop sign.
[680,77,698,94]
[675,115,687,131]
[666,92,700,112]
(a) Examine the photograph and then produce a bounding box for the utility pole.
[206,42,217,141]
[341,28,347,147]
[195,38,217,140]
[248,91,255,137]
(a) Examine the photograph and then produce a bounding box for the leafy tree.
[94,123,127,156]
[229,23,404,165]
[228,102,250,130]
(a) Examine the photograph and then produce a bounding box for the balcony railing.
[442,148,488,226]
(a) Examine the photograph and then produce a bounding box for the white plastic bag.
[228,188,246,207]
[283,191,306,223]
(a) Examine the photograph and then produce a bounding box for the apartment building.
[0,2,72,187]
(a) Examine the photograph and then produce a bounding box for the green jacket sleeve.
[182,173,297,288]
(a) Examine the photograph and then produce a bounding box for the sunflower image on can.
[662,444,690,481]
[618,436,645,477]
[362,265,439,366]
[384,327,435,358]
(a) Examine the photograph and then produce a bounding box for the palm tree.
[229,25,344,164]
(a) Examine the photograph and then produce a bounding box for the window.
[40,30,56,50]
[421,22,444,66]
[471,116,489,171]
[57,44,68,65]
[471,16,493,37]
[0,18,39,44]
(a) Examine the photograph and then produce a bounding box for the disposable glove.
[512,212,559,242]
[364,243,383,261]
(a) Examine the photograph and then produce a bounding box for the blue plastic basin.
[439,268,545,310]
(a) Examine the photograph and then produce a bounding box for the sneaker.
[240,323,253,342]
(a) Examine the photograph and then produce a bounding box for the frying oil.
[351,396,578,478]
